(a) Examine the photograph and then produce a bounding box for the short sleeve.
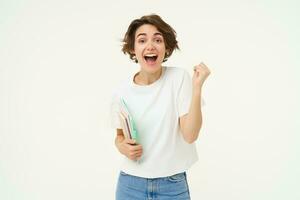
[110,92,122,129]
[177,70,205,117]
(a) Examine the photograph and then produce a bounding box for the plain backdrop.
[1,0,299,199]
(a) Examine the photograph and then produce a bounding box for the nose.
[146,41,155,50]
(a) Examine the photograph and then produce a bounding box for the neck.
[134,67,163,85]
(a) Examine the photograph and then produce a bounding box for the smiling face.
[132,24,166,73]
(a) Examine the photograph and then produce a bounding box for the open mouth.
[144,54,158,65]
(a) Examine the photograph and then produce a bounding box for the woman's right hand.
[117,138,143,161]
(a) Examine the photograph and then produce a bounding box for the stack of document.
[119,98,138,140]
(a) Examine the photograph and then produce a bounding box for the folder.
[118,98,138,141]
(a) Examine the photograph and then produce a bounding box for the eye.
[155,38,163,43]
[138,39,146,43]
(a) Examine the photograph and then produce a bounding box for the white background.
[1,0,299,199]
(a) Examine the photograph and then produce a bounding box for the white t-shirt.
[110,66,204,178]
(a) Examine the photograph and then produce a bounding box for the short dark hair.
[122,14,180,63]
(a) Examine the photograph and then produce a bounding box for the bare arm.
[179,89,202,143]
[179,63,210,144]
[115,129,125,148]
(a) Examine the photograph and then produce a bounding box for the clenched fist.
[193,62,211,90]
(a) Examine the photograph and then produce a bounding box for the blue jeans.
[116,171,191,200]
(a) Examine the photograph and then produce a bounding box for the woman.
[110,14,211,199]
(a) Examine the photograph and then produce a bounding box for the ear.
[165,50,170,56]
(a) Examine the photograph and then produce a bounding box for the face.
[132,24,166,73]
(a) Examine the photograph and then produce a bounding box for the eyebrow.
[136,32,163,38]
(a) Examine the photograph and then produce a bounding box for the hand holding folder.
[118,98,142,163]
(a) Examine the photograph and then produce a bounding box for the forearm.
[115,132,125,152]
[182,88,203,143]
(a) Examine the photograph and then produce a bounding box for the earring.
[132,55,138,63]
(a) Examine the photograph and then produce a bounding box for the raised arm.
[179,62,211,143]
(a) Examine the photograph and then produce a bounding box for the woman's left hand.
[192,62,211,91]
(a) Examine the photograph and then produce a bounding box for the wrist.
[115,136,124,149]
[116,142,125,155]
[192,87,202,96]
